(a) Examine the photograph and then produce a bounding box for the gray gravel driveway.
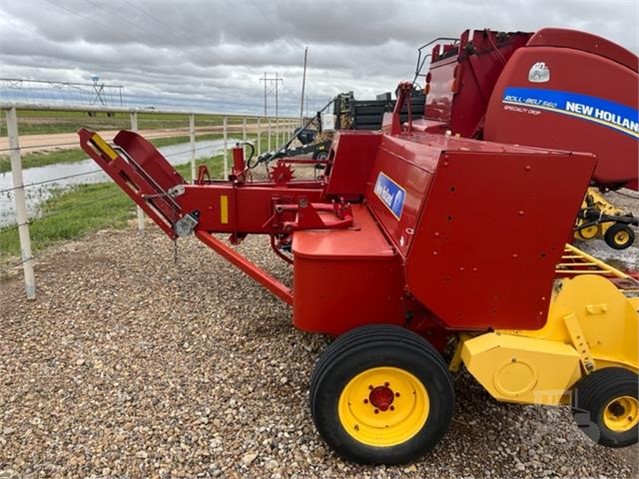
[1,227,637,478]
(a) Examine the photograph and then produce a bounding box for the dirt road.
[0,123,264,153]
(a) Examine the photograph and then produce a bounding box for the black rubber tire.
[312,150,328,161]
[572,367,638,448]
[309,325,454,464]
[603,223,635,250]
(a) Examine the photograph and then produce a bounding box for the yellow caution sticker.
[91,134,119,161]
[220,195,229,224]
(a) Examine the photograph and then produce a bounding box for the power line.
[260,73,283,117]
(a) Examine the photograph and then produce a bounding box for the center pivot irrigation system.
[79,27,638,465]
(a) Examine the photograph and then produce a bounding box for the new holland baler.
[413,27,639,249]
[77,30,638,465]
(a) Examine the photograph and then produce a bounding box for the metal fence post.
[130,112,144,232]
[223,115,228,178]
[242,117,247,159]
[6,107,36,299]
[257,117,261,156]
[268,117,272,152]
[189,114,196,182]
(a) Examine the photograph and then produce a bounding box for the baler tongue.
[78,128,188,239]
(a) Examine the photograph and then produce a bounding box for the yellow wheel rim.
[338,366,429,447]
[614,230,630,246]
[577,225,599,240]
[603,396,639,432]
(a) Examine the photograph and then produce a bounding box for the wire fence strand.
[1,137,237,231]
[0,137,252,194]
[0,106,293,297]
[0,128,252,154]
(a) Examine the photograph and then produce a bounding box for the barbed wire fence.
[1,104,300,298]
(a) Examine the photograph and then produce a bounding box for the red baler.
[78,28,638,466]
[414,28,638,248]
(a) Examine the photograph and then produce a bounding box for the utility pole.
[260,72,284,117]
[275,74,279,122]
[262,71,267,115]
[300,47,308,126]
[260,73,284,146]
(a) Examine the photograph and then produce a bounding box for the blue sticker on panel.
[374,172,406,219]
[502,87,639,139]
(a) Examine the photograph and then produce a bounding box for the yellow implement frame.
[574,188,627,241]
[461,273,638,406]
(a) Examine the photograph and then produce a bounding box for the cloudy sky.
[1,0,638,114]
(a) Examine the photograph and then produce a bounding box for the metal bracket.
[448,333,471,373]
[168,184,186,197]
[563,313,595,374]
[173,213,198,237]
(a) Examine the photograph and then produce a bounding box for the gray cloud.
[1,0,637,114]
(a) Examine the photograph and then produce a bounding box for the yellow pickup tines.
[91,134,119,161]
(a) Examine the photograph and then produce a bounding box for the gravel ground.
[1,200,638,478]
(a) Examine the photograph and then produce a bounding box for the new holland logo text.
[374,172,405,219]
[502,87,639,139]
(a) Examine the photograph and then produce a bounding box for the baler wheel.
[603,223,635,250]
[309,325,454,464]
[572,367,638,447]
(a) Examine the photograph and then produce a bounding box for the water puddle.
[0,139,239,227]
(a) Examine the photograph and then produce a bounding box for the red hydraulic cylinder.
[231,144,246,178]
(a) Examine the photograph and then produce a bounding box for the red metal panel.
[293,205,395,260]
[364,135,438,257]
[424,56,456,124]
[114,130,185,191]
[405,148,596,330]
[362,133,567,258]
[292,205,404,335]
[324,131,381,198]
[176,184,324,233]
[484,42,638,189]
[425,30,533,138]
[528,28,638,72]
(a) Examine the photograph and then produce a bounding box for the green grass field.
[0,133,224,173]
[0,109,254,136]
[0,155,226,262]
[0,134,272,262]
